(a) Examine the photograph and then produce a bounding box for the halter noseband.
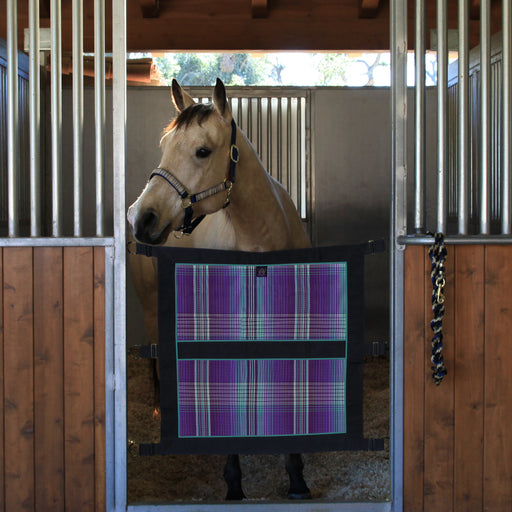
[149,118,239,237]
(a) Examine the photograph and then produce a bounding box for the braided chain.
[428,233,448,385]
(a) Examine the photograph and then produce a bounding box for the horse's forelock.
[162,103,215,139]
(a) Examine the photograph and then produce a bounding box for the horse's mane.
[163,103,215,137]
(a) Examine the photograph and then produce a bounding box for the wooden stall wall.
[0,247,106,512]
[404,244,512,511]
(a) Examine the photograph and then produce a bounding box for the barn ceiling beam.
[251,0,268,18]
[470,0,480,20]
[40,0,50,18]
[140,0,160,18]
[359,0,381,19]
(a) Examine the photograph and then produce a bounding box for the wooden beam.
[252,0,268,18]
[140,0,160,18]
[40,0,51,19]
[359,0,381,19]
[470,0,480,20]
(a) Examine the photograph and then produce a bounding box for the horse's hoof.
[225,490,247,501]
[288,491,312,500]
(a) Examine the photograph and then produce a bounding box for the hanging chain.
[428,232,448,385]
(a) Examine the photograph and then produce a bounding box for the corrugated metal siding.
[447,53,503,226]
[0,50,31,234]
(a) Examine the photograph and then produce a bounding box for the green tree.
[154,53,267,86]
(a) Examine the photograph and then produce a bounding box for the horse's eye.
[196,147,211,159]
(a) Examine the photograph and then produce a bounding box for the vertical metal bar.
[414,0,425,233]
[502,0,512,234]
[95,0,106,237]
[112,0,127,508]
[103,244,115,512]
[286,97,292,194]
[458,0,470,234]
[277,97,282,183]
[256,97,262,156]
[51,0,62,236]
[480,0,491,233]
[437,0,448,233]
[297,97,303,218]
[7,0,19,237]
[391,0,406,508]
[73,0,83,236]
[267,97,272,173]
[29,0,41,236]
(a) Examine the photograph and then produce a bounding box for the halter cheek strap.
[149,119,239,237]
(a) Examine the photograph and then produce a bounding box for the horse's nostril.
[136,209,159,239]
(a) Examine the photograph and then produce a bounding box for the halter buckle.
[181,196,192,209]
[230,144,239,163]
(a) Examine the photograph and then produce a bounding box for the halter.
[149,118,239,237]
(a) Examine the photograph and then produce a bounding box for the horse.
[127,78,312,501]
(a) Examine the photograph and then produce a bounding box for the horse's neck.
[226,134,309,252]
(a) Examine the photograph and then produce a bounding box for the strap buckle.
[230,144,239,163]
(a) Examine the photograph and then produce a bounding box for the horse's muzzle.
[130,208,169,245]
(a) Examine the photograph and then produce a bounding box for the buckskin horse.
[127,78,312,500]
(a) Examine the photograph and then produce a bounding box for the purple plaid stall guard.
[178,358,346,437]
[174,262,348,438]
[175,263,347,342]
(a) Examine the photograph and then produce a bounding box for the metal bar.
[286,97,292,194]
[458,0,470,234]
[503,0,512,234]
[437,0,448,233]
[256,96,262,155]
[414,0,425,233]
[7,0,19,237]
[103,245,115,512]
[266,97,272,173]
[277,97,282,183]
[297,97,303,218]
[95,0,106,236]
[480,0,491,233]
[51,0,62,236]
[112,0,127,508]
[29,0,41,236]
[391,0,407,509]
[127,502,393,512]
[399,234,512,245]
[73,0,84,236]
[0,237,114,247]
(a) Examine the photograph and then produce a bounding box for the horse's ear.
[213,78,232,121]
[171,79,195,112]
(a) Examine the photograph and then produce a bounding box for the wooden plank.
[484,246,512,511]
[3,248,35,511]
[64,247,95,511]
[403,246,426,511]
[33,247,65,511]
[453,246,484,510]
[359,0,381,18]
[139,0,160,18]
[94,247,106,511]
[423,246,455,510]
[0,248,4,512]
[251,0,268,18]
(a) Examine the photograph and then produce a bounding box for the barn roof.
[0,0,503,53]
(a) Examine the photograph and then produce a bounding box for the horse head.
[127,78,237,244]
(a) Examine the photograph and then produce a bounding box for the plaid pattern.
[177,359,346,438]
[175,263,347,341]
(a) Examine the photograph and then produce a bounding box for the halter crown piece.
[149,118,239,238]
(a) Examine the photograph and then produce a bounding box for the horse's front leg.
[223,454,246,500]
[285,453,311,499]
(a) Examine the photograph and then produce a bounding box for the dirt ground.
[127,348,390,504]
